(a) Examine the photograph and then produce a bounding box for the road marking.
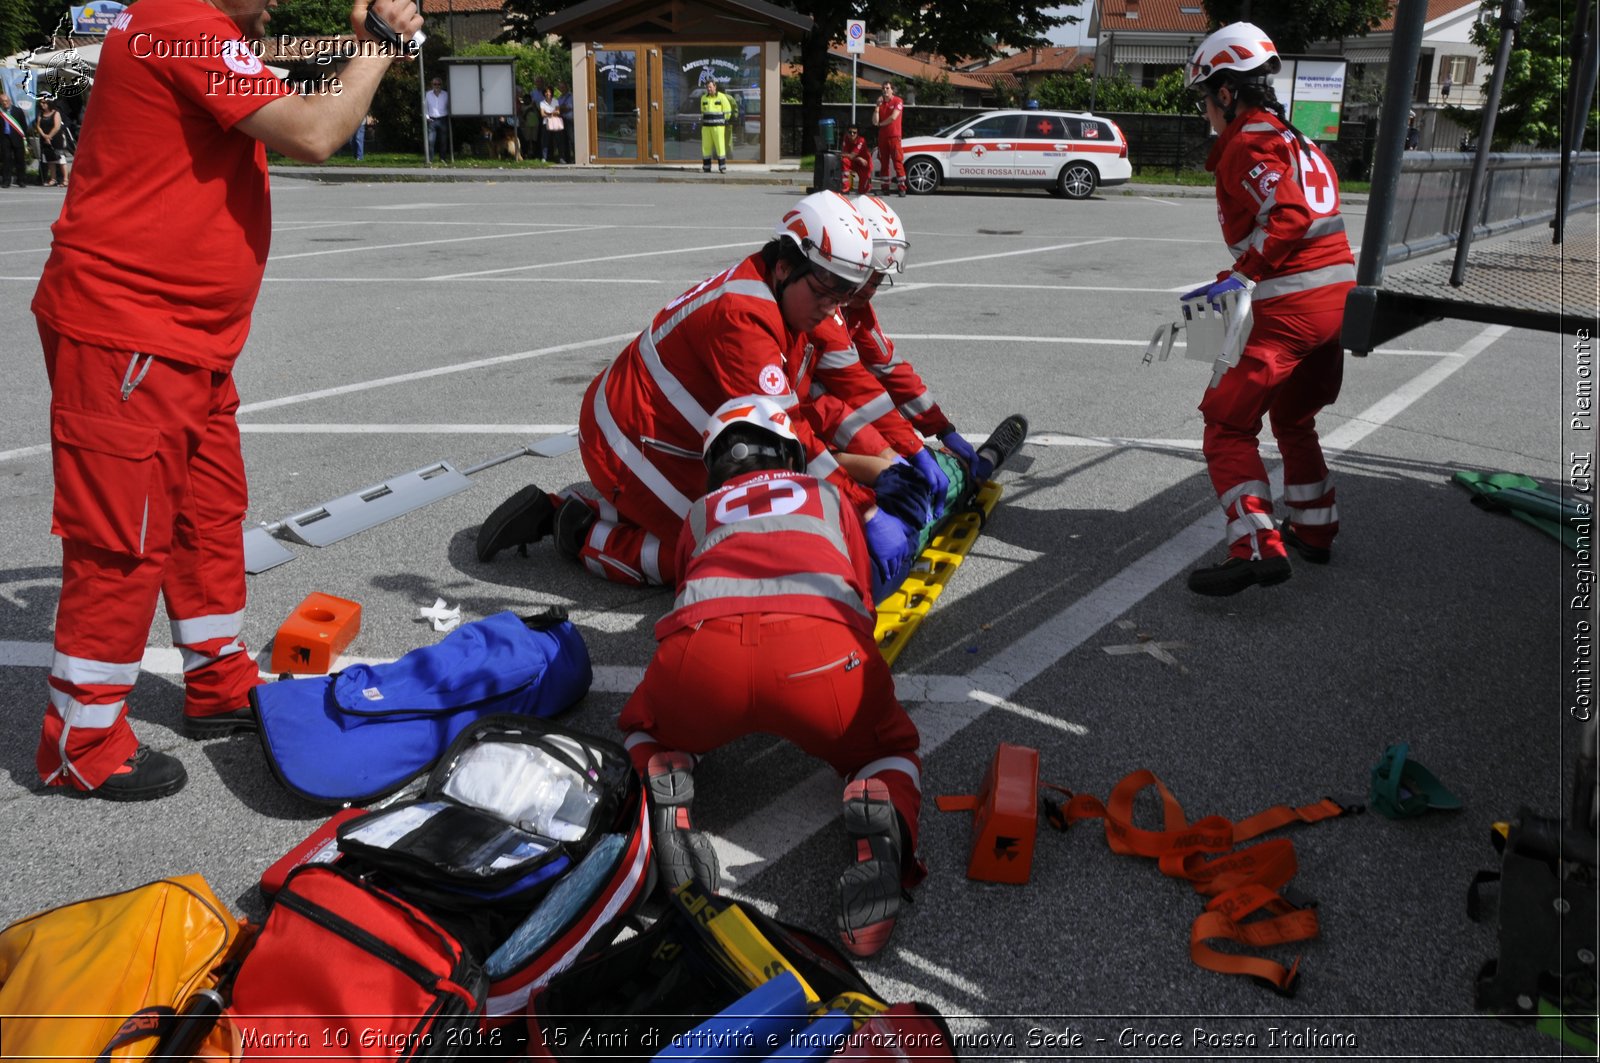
[430,240,763,280]
[266,225,609,262]
[708,323,1510,885]
[0,246,49,256]
[1103,639,1190,667]
[911,237,1120,270]
[237,423,581,435]
[236,333,635,415]
[1140,196,1183,206]
[900,282,1182,294]
[260,276,663,284]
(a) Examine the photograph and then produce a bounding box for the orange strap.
[1046,773,1354,995]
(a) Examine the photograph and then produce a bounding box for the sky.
[1045,3,1097,48]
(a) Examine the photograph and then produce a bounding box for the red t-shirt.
[33,0,292,369]
[876,97,902,139]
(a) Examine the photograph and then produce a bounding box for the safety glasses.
[803,270,858,302]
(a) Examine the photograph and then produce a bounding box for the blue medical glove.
[874,461,934,532]
[938,429,991,482]
[863,510,914,601]
[1180,272,1253,309]
[909,448,949,520]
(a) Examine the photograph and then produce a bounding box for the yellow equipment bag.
[0,875,242,1061]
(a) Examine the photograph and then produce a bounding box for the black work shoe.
[476,484,559,562]
[702,163,712,173]
[553,499,598,561]
[182,704,258,740]
[977,414,1030,477]
[1280,524,1331,565]
[647,752,720,891]
[94,745,187,801]
[837,778,902,957]
[1187,554,1292,597]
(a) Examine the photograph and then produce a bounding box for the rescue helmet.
[853,194,909,274]
[773,192,875,293]
[702,395,806,472]
[1183,22,1280,92]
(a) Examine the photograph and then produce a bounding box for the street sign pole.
[846,20,865,127]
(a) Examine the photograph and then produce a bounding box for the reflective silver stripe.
[1242,121,1277,133]
[1306,215,1346,239]
[1283,477,1333,503]
[696,512,853,566]
[637,278,778,434]
[640,535,663,585]
[593,365,693,519]
[594,494,620,522]
[1226,511,1274,541]
[1288,504,1339,526]
[807,449,841,481]
[47,689,124,728]
[598,554,644,583]
[900,392,937,418]
[836,393,896,445]
[852,755,921,792]
[1254,188,1279,221]
[179,640,245,674]
[1218,479,1271,511]
[1228,231,1255,258]
[870,326,891,355]
[675,572,873,621]
[817,348,859,370]
[623,730,662,751]
[52,651,141,688]
[170,611,244,646]
[1253,262,1356,301]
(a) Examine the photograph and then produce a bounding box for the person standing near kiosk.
[700,77,735,173]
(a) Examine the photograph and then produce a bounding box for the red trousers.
[572,377,686,588]
[1198,298,1346,561]
[842,156,872,194]
[618,613,924,887]
[38,324,260,789]
[877,138,905,184]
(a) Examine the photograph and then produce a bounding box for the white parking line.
[260,276,663,285]
[237,333,635,414]
[430,240,764,280]
[707,323,1509,886]
[237,423,581,434]
[266,225,610,261]
[912,238,1120,270]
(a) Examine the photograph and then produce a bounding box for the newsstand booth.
[535,0,811,166]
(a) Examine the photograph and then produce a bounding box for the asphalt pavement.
[0,173,1584,1061]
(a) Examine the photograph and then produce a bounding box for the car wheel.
[905,157,939,195]
[1057,162,1098,200]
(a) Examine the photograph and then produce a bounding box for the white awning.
[1344,47,1392,64]
[1108,44,1190,64]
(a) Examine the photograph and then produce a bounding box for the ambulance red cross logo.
[716,477,807,523]
[758,364,786,395]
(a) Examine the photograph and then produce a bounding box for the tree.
[1201,0,1389,55]
[909,73,954,106]
[1453,0,1592,150]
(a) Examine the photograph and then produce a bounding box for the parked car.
[899,110,1132,199]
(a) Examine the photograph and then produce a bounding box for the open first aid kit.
[1143,280,1256,388]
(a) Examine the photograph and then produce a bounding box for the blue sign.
[70,1,126,35]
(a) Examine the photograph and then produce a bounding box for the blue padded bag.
[252,610,591,805]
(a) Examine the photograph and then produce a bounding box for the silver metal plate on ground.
[281,461,474,547]
[243,526,298,574]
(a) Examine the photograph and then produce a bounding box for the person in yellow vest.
[700,78,735,173]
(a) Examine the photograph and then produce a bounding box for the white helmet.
[1184,22,1281,91]
[702,395,805,470]
[854,194,909,274]
[773,192,875,292]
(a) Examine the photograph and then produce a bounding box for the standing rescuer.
[30,0,423,799]
[1181,22,1356,597]
[874,81,906,197]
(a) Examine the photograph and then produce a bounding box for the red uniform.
[30,0,292,789]
[875,96,905,189]
[844,302,954,438]
[574,255,876,586]
[801,311,924,458]
[1199,109,1355,561]
[839,131,872,194]
[617,470,923,884]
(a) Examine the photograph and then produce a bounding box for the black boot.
[476,484,559,562]
[977,414,1030,477]
[1187,555,1292,596]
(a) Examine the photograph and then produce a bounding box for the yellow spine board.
[706,905,821,1002]
[875,482,1003,666]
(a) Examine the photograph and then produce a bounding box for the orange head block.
[269,592,362,675]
